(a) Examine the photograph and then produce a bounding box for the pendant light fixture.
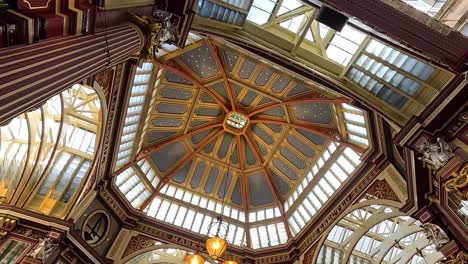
[205,152,233,259]
[186,252,205,264]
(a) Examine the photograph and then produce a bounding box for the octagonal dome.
[113,33,369,249]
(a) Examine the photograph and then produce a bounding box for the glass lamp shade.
[206,236,227,259]
[186,253,205,264]
[223,261,239,264]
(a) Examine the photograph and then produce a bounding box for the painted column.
[0,23,143,126]
[310,0,468,72]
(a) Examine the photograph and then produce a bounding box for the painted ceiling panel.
[160,87,193,100]
[155,103,188,114]
[204,167,219,194]
[147,131,177,143]
[217,133,234,159]
[200,93,217,103]
[231,178,242,205]
[211,82,229,102]
[287,134,315,157]
[150,141,187,172]
[195,107,224,117]
[172,160,193,183]
[291,103,332,124]
[239,59,257,79]
[252,125,274,145]
[272,157,298,180]
[240,90,259,107]
[165,71,192,85]
[287,84,310,97]
[255,67,274,86]
[270,169,290,195]
[217,172,233,199]
[248,172,274,206]
[223,48,239,72]
[179,44,218,79]
[190,120,209,128]
[190,161,206,188]
[295,128,327,146]
[151,118,183,127]
[271,76,290,93]
[280,147,306,169]
[191,128,216,144]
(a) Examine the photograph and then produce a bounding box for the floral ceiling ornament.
[421,223,450,250]
[418,137,454,171]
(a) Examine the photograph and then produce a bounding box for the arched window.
[0,84,102,218]
[317,204,446,264]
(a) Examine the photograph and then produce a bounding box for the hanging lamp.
[186,252,205,264]
[205,153,233,259]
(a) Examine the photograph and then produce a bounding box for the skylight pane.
[247,6,271,25]
[250,228,260,249]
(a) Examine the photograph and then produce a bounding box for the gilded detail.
[445,164,468,200]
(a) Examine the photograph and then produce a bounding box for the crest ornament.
[418,137,454,171]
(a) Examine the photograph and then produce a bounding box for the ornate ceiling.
[122,39,365,211]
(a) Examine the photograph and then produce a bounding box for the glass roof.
[113,32,370,249]
[0,84,101,218]
[318,204,446,264]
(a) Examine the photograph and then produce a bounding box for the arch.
[314,200,446,264]
[121,243,216,264]
[0,83,104,219]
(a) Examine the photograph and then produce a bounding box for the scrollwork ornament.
[445,164,468,200]
[421,223,450,250]
[442,250,468,264]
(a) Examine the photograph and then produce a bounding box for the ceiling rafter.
[243,131,292,239]
[115,122,223,175]
[139,129,225,210]
[151,60,230,113]
[236,134,251,248]
[206,39,237,111]
[247,95,349,117]
[249,118,366,153]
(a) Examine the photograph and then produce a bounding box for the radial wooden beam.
[243,132,292,239]
[250,118,366,153]
[247,95,349,117]
[152,60,230,113]
[139,129,224,210]
[206,39,237,111]
[116,122,223,175]
[236,135,251,248]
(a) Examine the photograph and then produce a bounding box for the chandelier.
[186,154,238,264]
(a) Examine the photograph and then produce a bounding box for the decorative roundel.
[82,211,110,247]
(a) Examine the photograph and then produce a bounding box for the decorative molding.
[361,179,400,202]
[95,62,125,187]
[122,234,157,259]
[100,189,127,220]
[302,242,318,264]
[94,68,115,103]
[255,253,290,264]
